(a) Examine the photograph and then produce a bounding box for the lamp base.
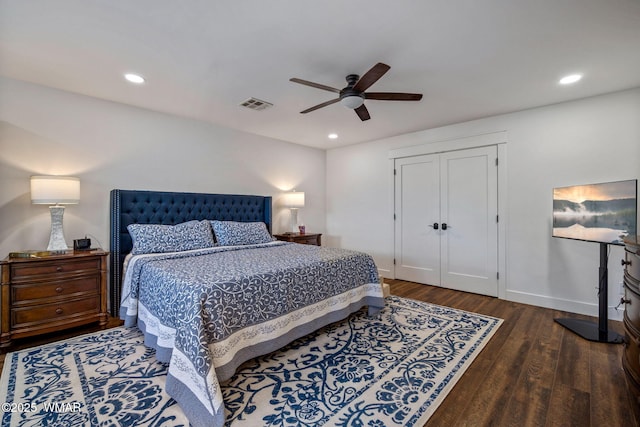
[47,205,69,251]
[290,208,299,233]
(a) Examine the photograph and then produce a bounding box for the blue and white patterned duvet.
[120,241,383,427]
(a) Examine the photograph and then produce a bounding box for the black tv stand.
[554,242,624,344]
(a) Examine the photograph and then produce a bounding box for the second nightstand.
[274,233,322,246]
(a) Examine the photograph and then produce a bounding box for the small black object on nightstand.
[74,238,92,250]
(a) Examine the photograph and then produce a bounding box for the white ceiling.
[1,0,639,149]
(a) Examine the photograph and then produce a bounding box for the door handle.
[441,223,448,230]
[429,223,439,230]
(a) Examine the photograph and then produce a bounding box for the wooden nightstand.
[274,233,322,246]
[0,249,108,349]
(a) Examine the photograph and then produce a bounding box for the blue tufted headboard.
[109,189,272,316]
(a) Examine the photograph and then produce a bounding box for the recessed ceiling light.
[124,73,145,84]
[328,133,338,139]
[559,74,582,85]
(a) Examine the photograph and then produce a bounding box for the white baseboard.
[377,268,392,278]
[505,289,624,322]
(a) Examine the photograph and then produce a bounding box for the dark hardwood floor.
[390,279,639,427]
[1,281,638,426]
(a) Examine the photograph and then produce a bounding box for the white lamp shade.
[31,176,80,205]
[283,191,305,208]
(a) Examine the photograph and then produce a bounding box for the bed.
[109,189,384,427]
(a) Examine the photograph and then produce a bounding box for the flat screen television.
[552,179,637,343]
[552,179,637,246]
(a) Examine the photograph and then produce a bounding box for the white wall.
[327,88,640,320]
[3,75,639,320]
[0,77,326,258]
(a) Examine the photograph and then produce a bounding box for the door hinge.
[394,213,396,220]
[496,215,499,223]
[497,272,500,280]
[495,158,498,166]
[393,258,396,265]
[394,168,397,175]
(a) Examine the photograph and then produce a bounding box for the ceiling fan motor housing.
[339,88,364,100]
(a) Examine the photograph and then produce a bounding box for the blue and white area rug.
[0,296,502,426]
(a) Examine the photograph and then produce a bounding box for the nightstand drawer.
[296,236,319,245]
[273,233,322,246]
[11,296,101,328]
[11,275,101,305]
[10,258,102,281]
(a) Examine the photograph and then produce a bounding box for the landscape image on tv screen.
[553,180,637,245]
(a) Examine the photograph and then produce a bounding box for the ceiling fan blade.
[365,92,423,101]
[300,98,340,114]
[290,78,340,93]
[353,63,390,92]
[354,104,371,121]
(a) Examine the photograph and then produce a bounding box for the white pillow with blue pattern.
[211,220,274,246]
[128,220,216,255]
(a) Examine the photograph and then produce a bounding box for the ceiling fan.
[290,62,422,121]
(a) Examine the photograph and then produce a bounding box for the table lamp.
[282,190,305,233]
[30,176,80,251]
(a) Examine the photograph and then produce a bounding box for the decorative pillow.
[128,220,216,255]
[211,220,273,246]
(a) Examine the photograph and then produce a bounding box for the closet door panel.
[440,146,498,296]
[394,154,440,284]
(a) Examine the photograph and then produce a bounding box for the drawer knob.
[622,259,632,266]
[56,266,63,272]
[55,287,63,293]
[55,308,63,315]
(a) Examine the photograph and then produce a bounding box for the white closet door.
[394,145,499,297]
[440,146,498,296]
[394,154,441,284]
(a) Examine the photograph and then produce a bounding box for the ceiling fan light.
[340,95,364,109]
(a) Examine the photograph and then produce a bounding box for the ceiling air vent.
[240,97,273,111]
